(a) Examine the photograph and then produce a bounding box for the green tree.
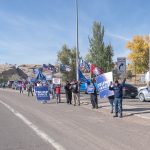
[87,21,113,72]
[57,44,76,81]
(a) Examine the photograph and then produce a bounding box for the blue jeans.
[109,98,114,112]
[114,98,122,114]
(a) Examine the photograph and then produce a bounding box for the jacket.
[109,79,126,98]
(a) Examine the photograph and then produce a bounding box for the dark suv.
[123,84,138,98]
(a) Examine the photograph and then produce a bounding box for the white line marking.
[0,100,66,150]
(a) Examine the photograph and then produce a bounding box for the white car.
[138,86,150,102]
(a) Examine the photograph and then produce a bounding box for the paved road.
[0,89,150,150]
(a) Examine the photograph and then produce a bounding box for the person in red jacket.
[55,84,61,104]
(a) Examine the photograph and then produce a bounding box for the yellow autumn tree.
[126,35,149,73]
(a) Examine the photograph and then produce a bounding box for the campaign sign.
[35,86,50,101]
[87,84,94,93]
[96,72,114,99]
[53,78,61,84]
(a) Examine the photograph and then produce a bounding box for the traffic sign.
[117,57,126,74]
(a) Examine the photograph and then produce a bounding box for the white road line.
[0,100,66,150]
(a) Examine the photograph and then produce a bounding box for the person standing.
[55,84,61,104]
[65,81,72,104]
[109,78,126,118]
[108,82,114,113]
[27,83,33,97]
[90,78,98,109]
[49,80,55,99]
[72,80,80,106]
[65,81,69,104]
[19,83,23,94]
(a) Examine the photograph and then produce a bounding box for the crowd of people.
[18,79,81,106]
[16,77,126,118]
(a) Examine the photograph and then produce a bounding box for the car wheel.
[139,93,145,102]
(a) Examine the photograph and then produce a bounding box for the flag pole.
[75,0,79,81]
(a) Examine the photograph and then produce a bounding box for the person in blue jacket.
[109,78,126,118]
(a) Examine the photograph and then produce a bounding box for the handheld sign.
[35,86,50,101]
[87,84,94,94]
[96,72,114,99]
[52,78,61,84]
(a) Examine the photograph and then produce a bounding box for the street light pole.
[75,0,79,81]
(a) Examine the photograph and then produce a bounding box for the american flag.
[60,64,71,72]
[79,59,91,72]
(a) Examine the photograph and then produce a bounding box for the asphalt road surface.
[0,89,150,150]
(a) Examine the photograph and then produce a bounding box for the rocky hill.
[0,64,41,81]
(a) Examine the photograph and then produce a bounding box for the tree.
[57,44,76,81]
[126,35,149,73]
[87,21,114,72]
[126,70,132,79]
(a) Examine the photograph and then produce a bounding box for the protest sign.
[96,72,114,99]
[87,84,94,93]
[52,78,61,84]
[35,86,50,101]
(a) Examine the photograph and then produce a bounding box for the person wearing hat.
[109,78,126,118]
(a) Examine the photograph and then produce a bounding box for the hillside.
[0,64,39,81]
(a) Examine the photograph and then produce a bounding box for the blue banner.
[35,86,50,101]
[96,72,114,99]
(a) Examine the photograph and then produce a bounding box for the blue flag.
[60,64,71,72]
[36,71,46,81]
[79,70,88,83]
[33,68,40,75]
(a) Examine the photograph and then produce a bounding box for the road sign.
[117,57,126,74]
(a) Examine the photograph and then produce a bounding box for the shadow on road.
[124,107,150,112]
[123,107,150,117]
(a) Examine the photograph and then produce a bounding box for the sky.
[0,0,150,65]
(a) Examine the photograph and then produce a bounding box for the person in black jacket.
[72,80,80,106]
[90,78,98,109]
[109,78,126,118]
[65,81,69,103]
[65,81,72,104]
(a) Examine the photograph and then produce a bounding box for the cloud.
[106,32,130,41]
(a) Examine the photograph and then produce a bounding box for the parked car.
[122,84,138,99]
[138,86,150,102]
